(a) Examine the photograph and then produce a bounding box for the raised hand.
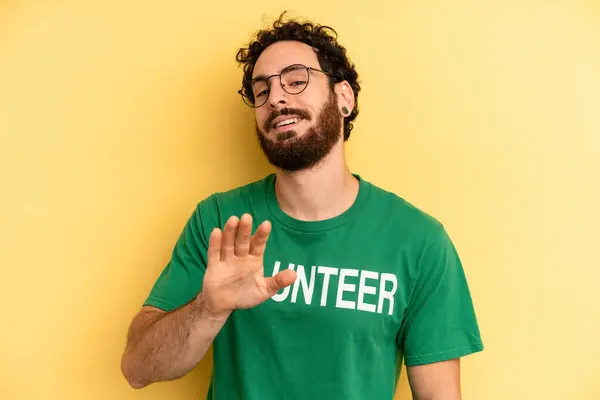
[201,214,296,316]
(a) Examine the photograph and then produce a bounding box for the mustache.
[264,108,311,132]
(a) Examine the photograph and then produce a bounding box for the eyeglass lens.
[247,65,309,107]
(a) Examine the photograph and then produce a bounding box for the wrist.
[194,292,232,321]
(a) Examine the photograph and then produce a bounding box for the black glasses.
[238,63,331,108]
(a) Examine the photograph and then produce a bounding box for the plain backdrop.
[1,0,599,399]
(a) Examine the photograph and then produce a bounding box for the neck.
[273,143,359,221]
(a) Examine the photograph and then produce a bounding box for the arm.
[120,293,230,389]
[407,359,461,400]
[121,214,295,389]
[398,224,483,398]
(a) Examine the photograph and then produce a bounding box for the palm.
[202,214,296,315]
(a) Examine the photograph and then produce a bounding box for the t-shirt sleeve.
[398,223,484,367]
[143,196,219,312]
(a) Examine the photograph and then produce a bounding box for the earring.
[342,106,350,116]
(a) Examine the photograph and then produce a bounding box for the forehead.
[252,41,320,78]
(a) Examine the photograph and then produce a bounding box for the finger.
[234,214,252,257]
[249,220,272,257]
[207,228,222,267]
[220,216,239,262]
[265,269,297,296]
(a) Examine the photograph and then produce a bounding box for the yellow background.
[1,0,599,399]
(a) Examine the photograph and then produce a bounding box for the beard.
[255,92,342,172]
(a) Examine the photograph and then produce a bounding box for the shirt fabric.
[143,173,484,400]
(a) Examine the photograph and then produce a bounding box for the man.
[121,14,483,400]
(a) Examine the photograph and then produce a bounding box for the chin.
[275,129,301,142]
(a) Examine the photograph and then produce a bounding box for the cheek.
[298,89,327,115]
[255,110,268,128]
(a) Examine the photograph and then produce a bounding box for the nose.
[267,77,288,108]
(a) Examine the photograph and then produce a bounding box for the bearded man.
[121,13,484,400]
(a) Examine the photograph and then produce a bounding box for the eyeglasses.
[238,63,331,108]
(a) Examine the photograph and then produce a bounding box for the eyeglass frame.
[238,63,332,108]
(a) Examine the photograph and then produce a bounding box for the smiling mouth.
[273,117,302,129]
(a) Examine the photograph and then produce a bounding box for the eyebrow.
[251,74,268,83]
[251,64,307,83]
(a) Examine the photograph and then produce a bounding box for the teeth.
[275,118,299,128]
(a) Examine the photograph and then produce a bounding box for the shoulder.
[212,174,271,203]
[191,174,272,221]
[363,179,464,284]
[364,177,446,240]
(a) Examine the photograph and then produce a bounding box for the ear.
[334,80,355,116]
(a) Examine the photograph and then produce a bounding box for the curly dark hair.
[236,12,361,141]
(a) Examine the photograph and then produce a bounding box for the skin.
[121,39,462,399]
[121,216,296,389]
[252,40,359,222]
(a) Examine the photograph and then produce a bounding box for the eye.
[290,80,307,86]
[255,89,269,98]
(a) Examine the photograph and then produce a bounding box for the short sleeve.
[398,224,484,366]
[143,196,219,312]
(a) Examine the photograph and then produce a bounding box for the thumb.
[265,269,297,296]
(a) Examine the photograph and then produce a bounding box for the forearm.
[121,292,230,388]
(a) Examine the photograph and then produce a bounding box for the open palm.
[201,214,296,315]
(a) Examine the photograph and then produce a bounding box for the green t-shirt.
[144,173,483,400]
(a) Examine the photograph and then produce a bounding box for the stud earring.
[342,106,350,116]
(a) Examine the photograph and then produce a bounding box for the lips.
[273,116,302,129]
[265,108,311,132]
